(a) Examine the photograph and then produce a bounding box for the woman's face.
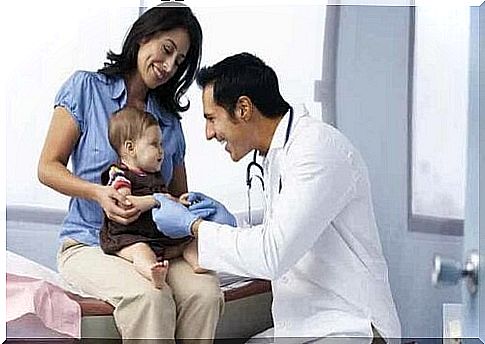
[137,27,190,89]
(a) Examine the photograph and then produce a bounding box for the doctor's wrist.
[191,218,204,238]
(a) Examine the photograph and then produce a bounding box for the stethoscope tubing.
[246,106,294,226]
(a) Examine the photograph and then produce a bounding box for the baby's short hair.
[108,107,159,154]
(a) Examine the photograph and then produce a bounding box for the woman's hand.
[94,185,141,225]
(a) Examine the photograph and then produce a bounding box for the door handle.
[432,250,479,295]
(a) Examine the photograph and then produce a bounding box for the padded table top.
[67,279,272,317]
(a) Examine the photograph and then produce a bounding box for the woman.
[38,4,223,341]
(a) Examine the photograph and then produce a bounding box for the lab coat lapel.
[262,109,292,219]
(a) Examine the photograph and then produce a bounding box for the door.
[434,3,483,340]
[462,3,483,340]
[333,3,480,339]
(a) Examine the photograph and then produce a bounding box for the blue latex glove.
[152,194,213,238]
[187,192,237,227]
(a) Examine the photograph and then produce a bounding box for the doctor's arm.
[195,133,359,280]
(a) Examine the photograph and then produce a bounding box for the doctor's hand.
[187,192,237,227]
[152,194,214,238]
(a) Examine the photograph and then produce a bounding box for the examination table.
[6,206,273,341]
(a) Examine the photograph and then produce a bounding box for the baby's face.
[133,125,164,173]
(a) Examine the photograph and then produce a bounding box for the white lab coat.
[198,106,401,339]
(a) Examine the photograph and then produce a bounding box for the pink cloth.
[6,273,81,338]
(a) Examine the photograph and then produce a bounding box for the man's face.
[202,85,253,162]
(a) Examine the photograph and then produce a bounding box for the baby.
[100,106,205,289]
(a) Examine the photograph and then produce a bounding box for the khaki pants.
[58,240,224,342]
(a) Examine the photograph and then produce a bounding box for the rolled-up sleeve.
[54,71,90,133]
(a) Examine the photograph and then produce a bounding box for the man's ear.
[124,140,135,155]
[236,96,253,122]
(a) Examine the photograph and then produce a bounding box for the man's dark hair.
[196,53,290,118]
[99,4,203,116]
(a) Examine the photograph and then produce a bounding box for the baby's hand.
[126,195,157,213]
[114,186,132,209]
[178,193,191,207]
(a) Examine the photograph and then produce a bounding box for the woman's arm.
[38,107,140,224]
[168,162,188,197]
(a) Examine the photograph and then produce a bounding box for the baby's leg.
[117,242,169,289]
[183,240,208,274]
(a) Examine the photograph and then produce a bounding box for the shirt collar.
[146,95,173,127]
[109,75,173,127]
[110,76,126,101]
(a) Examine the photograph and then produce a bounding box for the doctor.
[152,53,401,343]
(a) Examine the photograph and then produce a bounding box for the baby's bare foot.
[151,260,169,289]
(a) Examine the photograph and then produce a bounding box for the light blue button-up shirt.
[54,70,186,246]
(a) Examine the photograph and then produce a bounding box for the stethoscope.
[246,106,294,227]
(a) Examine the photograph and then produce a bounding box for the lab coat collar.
[266,103,308,153]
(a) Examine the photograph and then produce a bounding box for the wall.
[182,4,326,213]
[5,4,139,210]
[4,3,326,216]
[334,6,463,338]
